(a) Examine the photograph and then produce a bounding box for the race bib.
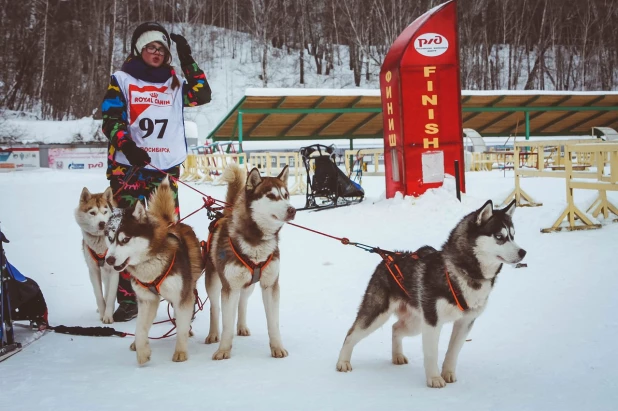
[113,72,187,170]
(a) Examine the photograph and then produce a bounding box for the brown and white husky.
[74,187,117,324]
[104,177,203,365]
[204,164,296,360]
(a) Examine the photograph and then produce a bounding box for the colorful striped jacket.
[101,56,211,178]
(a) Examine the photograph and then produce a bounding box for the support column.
[237,111,244,164]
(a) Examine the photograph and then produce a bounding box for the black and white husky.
[204,164,296,360]
[336,200,526,388]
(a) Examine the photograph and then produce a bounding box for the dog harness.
[382,251,417,299]
[203,217,274,287]
[204,218,221,255]
[445,269,469,311]
[380,251,468,312]
[87,247,107,268]
[228,238,274,286]
[132,251,177,296]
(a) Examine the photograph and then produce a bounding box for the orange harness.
[445,269,468,311]
[382,251,468,312]
[383,252,418,299]
[228,238,274,286]
[203,218,274,286]
[133,252,177,296]
[87,246,107,267]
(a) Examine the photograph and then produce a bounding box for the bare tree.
[108,0,117,77]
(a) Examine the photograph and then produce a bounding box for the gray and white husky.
[204,164,296,360]
[74,187,118,324]
[336,199,526,388]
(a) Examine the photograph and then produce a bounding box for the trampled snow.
[1,168,617,410]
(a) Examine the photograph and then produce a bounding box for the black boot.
[113,302,138,322]
[114,271,137,322]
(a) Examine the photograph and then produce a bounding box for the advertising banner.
[0,146,40,171]
[48,147,107,170]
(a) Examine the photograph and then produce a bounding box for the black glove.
[170,33,192,65]
[121,140,151,167]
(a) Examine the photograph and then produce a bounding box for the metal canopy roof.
[208,89,618,142]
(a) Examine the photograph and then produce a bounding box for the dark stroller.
[299,144,365,211]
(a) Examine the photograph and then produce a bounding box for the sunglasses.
[143,45,166,56]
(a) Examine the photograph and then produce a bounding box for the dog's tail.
[221,164,246,215]
[149,176,177,226]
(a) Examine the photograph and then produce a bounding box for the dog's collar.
[87,246,107,268]
[133,252,177,296]
[228,238,274,286]
[445,269,469,311]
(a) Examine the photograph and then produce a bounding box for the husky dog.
[104,177,203,365]
[204,164,296,360]
[336,200,526,388]
[75,187,117,324]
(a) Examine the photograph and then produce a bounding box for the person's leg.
[142,166,181,218]
[109,166,147,322]
[167,166,181,217]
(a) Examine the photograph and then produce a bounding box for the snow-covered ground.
[1,168,617,411]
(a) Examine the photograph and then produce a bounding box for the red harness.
[203,218,274,286]
[87,246,107,267]
[445,268,468,311]
[381,251,468,312]
[228,238,274,286]
[133,252,177,296]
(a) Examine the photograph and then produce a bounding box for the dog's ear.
[161,175,170,188]
[503,199,516,218]
[277,165,289,185]
[246,168,263,191]
[132,201,147,222]
[80,187,92,203]
[102,187,114,206]
[476,200,493,226]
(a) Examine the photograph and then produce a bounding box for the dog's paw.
[427,375,447,388]
[172,350,188,362]
[102,315,114,324]
[204,334,219,344]
[336,361,353,372]
[392,354,408,365]
[270,346,288,358]
[136,347,151,365]
[130,342,136,351]
[212,349,231,360]
[237,326,251,336]
[441,370,457,383]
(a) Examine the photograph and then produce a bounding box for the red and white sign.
[380,0,465,198]
[0,146,40,171]
[48,147,107,170]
